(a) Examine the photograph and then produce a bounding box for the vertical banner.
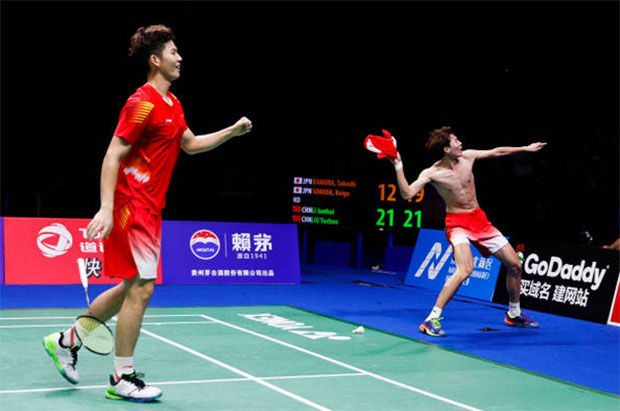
[161,220,301,284]
[493,239,620,324]
[3,217,161,285]
[404,228,502,301]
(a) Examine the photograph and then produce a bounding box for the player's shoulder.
[419,163,440,179]
[426,161,444,173]
[461,149,479,160]
[122,85,156,111]
[127,84,158,104]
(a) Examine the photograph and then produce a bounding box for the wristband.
[394,162,403,171]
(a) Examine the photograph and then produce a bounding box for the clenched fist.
[232,117,252,137]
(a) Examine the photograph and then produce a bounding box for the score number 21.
[376,184,423,229]
[376,208,421,228]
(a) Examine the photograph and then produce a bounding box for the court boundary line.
[0,321,216,329]
[200,313,483,411]
[288,305,620,399]
[0,314,205,320]
[0,372,365,395]
[139,327,333,411]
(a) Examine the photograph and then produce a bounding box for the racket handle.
[77,258,91,307]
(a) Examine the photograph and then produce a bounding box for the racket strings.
[76,316,102,334]
[74,316,115,355]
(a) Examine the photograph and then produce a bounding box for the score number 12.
[376,183,423,229]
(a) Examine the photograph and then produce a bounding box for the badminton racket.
[74,258,115,355]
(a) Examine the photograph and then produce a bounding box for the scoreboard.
[291,176,359,227]
[374,183,424,229]
[291,175,445,231]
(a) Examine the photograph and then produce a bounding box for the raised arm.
[390,153,432,200]
[466,142,547,160]
[181,117,252,155]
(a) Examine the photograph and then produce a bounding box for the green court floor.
[1,305,618,410]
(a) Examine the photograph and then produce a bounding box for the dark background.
[2,1,618,248]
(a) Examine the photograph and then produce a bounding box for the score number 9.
[376,184,423,229]
[378,184,424,203]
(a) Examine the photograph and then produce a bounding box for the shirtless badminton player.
[391,126,545,337]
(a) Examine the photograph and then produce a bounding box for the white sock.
[60,326,79,348]
[509,302,521,317]
[425,306,443,322]
[114,356,134,379]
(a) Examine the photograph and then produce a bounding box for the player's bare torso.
[427,151,480,213]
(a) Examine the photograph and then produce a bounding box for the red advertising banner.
[3,217,162,285]
[609,276,620,326]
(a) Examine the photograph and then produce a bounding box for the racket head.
[73,315,114,355]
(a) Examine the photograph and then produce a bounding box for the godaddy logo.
[523,253,609,291]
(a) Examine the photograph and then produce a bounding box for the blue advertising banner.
[161,220,301,284]
[404,228,502,301]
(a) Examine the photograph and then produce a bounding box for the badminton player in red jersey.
[43,25,252,401]
[390,127,545,337]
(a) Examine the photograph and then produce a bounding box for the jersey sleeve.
[179,105,188,133]
[113,97,155,144]
[171,92,189,133]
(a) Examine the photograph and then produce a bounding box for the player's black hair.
[128,25,176,72]
[425,126,453,159]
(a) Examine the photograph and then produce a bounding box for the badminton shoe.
[106,372,163,402]
[419,317,447,337]
[504,311,540,328]
[43,331,80,384]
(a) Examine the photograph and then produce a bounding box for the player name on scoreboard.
[293,178,355,198]
[292,176,358,226]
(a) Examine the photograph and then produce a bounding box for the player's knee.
[507,260,522,277]
[454,262,474,281]
[127,280,155,305]
[462,261,474,276]
[139,280,155,300]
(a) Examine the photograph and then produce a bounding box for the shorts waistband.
[445,207,482,217]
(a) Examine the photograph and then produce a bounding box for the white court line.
[0,316,78,321]
[0,321,215,329]
[0,314,204,321]
[0,372,364,395]
[139,327,332,411]
[2,311,481,409]
[201,314,483,411]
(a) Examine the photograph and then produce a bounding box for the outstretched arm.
[467,142,547,160]
[390,153,432,200]
[182,117,252,155]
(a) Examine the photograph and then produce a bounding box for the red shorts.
[103,201,161,280]
[444,208,508,258]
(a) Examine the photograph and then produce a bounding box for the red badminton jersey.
[113,83,188,213]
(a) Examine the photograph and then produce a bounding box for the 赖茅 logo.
[190,229,221,260]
